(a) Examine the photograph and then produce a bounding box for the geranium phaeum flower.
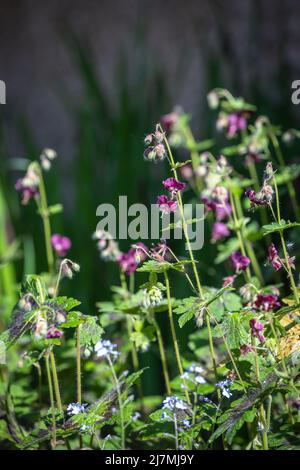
[15,179,39,205]
[156,195,178,214]
[249,318,265,343]
[227,113,247,138]
[46,325,63,339]
[51,234,72,257]
[162,177,186,198]
[117,249,138,274]
[211,222,230,242]
[252,293,280,312]
[230,252,250,272]
[268,243,282,271]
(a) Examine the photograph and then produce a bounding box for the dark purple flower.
[211,222,230,243]
[268,243,282,271]
[161,112,178,133]
[180,164,193,180]
[15,179,39,205]
[46,325,63,339]
[222,275,236,287]
[51,234,72,257]
[162,178,186,198]
[117,249,138,275]
[249,318,265,343]
[230,252,250,272]
[227,113,247,138]
[157,195,178,214]
[240,344,253,356]
[245,188,267,208]
[252,293,280,312]
[215,202,232,221]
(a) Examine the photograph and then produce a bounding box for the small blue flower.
[94,340,120,360]
[67,402,87,416]
[216,380,233,399]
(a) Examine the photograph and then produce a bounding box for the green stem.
[107,356,125,449]
[272,175,299,304]
[164,270,190,404]
[45,354,56,448]
[50,350,63,413]
[37,164,54,272]
[269,130,300,222]
[162,127,220,391]
[152,314,172,395]
[76,325,83,448]
[252,338,268,450]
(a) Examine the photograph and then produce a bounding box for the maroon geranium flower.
[162,178,186,198]
[268,243,282,271]
[51,234,72,257]
[227,113,247,138]
[117,249,138,275]
[230,252,250,272]
[46,325,63,339]
[252,293,280,312]
[211,222,230,243]
[249,318,265,344]
[240,344,253,356]
[160,112,178,133]
[15,179,39,205]
[156,195,178,214]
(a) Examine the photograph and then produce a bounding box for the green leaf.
[80,316,104,348]
[21,275,47,304]
[262,220,300,236]
[137,259,193,274]
[55,296,81,311]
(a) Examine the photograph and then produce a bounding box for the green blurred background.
[0,0,300,393]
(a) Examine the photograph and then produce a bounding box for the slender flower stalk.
[45,353,56,448]
[120,270,144,411]
[49,350,63,413]
[164,270,190,404]
[152,314,172,395]
[252,337,268,450]
[271,175,299,304]
[36,163,54,273]
[233,192,264,284]
[268,127,300,221]
[76,324,83,448]
[160,125,220,389]
[107,355,125,449]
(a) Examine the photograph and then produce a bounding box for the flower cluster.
[162,396,190,426]
[94,339,120,361]
[33,301,67,340]
[181,364,206,388]
[144,125,166,162]
[93,229,121,262]
[67,402,87,416]
[156,177,186,215]
[40,148,57,171]
[141,285,163,309]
